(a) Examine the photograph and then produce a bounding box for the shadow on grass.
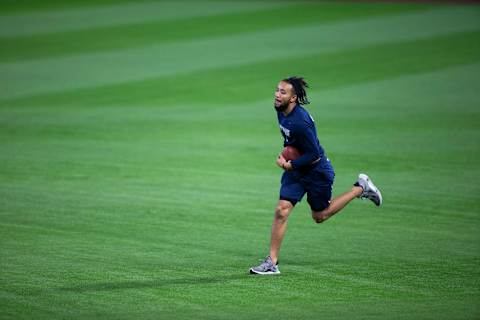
[58,273,258,292]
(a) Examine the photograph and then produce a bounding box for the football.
[281,146,301,161]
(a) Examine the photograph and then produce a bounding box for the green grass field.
[1,1,480,319]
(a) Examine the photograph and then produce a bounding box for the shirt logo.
[279,124,290,137]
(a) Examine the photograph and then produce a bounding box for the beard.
[274,100,288,112]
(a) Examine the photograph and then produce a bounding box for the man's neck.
[282,103,297,116]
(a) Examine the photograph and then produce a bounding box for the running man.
[249,76,382,275]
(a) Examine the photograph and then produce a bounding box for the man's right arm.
[290,122,320,170]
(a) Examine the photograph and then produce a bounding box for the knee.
[274,204,291,222]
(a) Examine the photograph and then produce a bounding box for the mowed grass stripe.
[0,180,267,260]
[1,174,476,266]
[0,1,287,38]
[1,164,476,240]
[0,183,270,238]
[0,0,145,15]
[3,30,478,110]
[0,2,432,63]
[2,7,479,100]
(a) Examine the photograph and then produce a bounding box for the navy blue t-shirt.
[277,104,332,172]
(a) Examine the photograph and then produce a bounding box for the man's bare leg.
[251,174,382,274]
[311,186,363,223]
[269,200,295,264]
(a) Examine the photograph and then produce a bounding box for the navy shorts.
[279,167,335,212]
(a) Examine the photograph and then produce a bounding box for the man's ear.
[290,95,297,103]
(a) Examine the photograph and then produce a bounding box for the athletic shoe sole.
[249,268,281,275]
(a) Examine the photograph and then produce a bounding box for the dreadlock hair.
[283,76,310,105]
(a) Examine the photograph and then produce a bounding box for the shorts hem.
[279,196,299,206]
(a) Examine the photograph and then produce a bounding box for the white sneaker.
[355,173,382,206]
[249,256,280,275]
